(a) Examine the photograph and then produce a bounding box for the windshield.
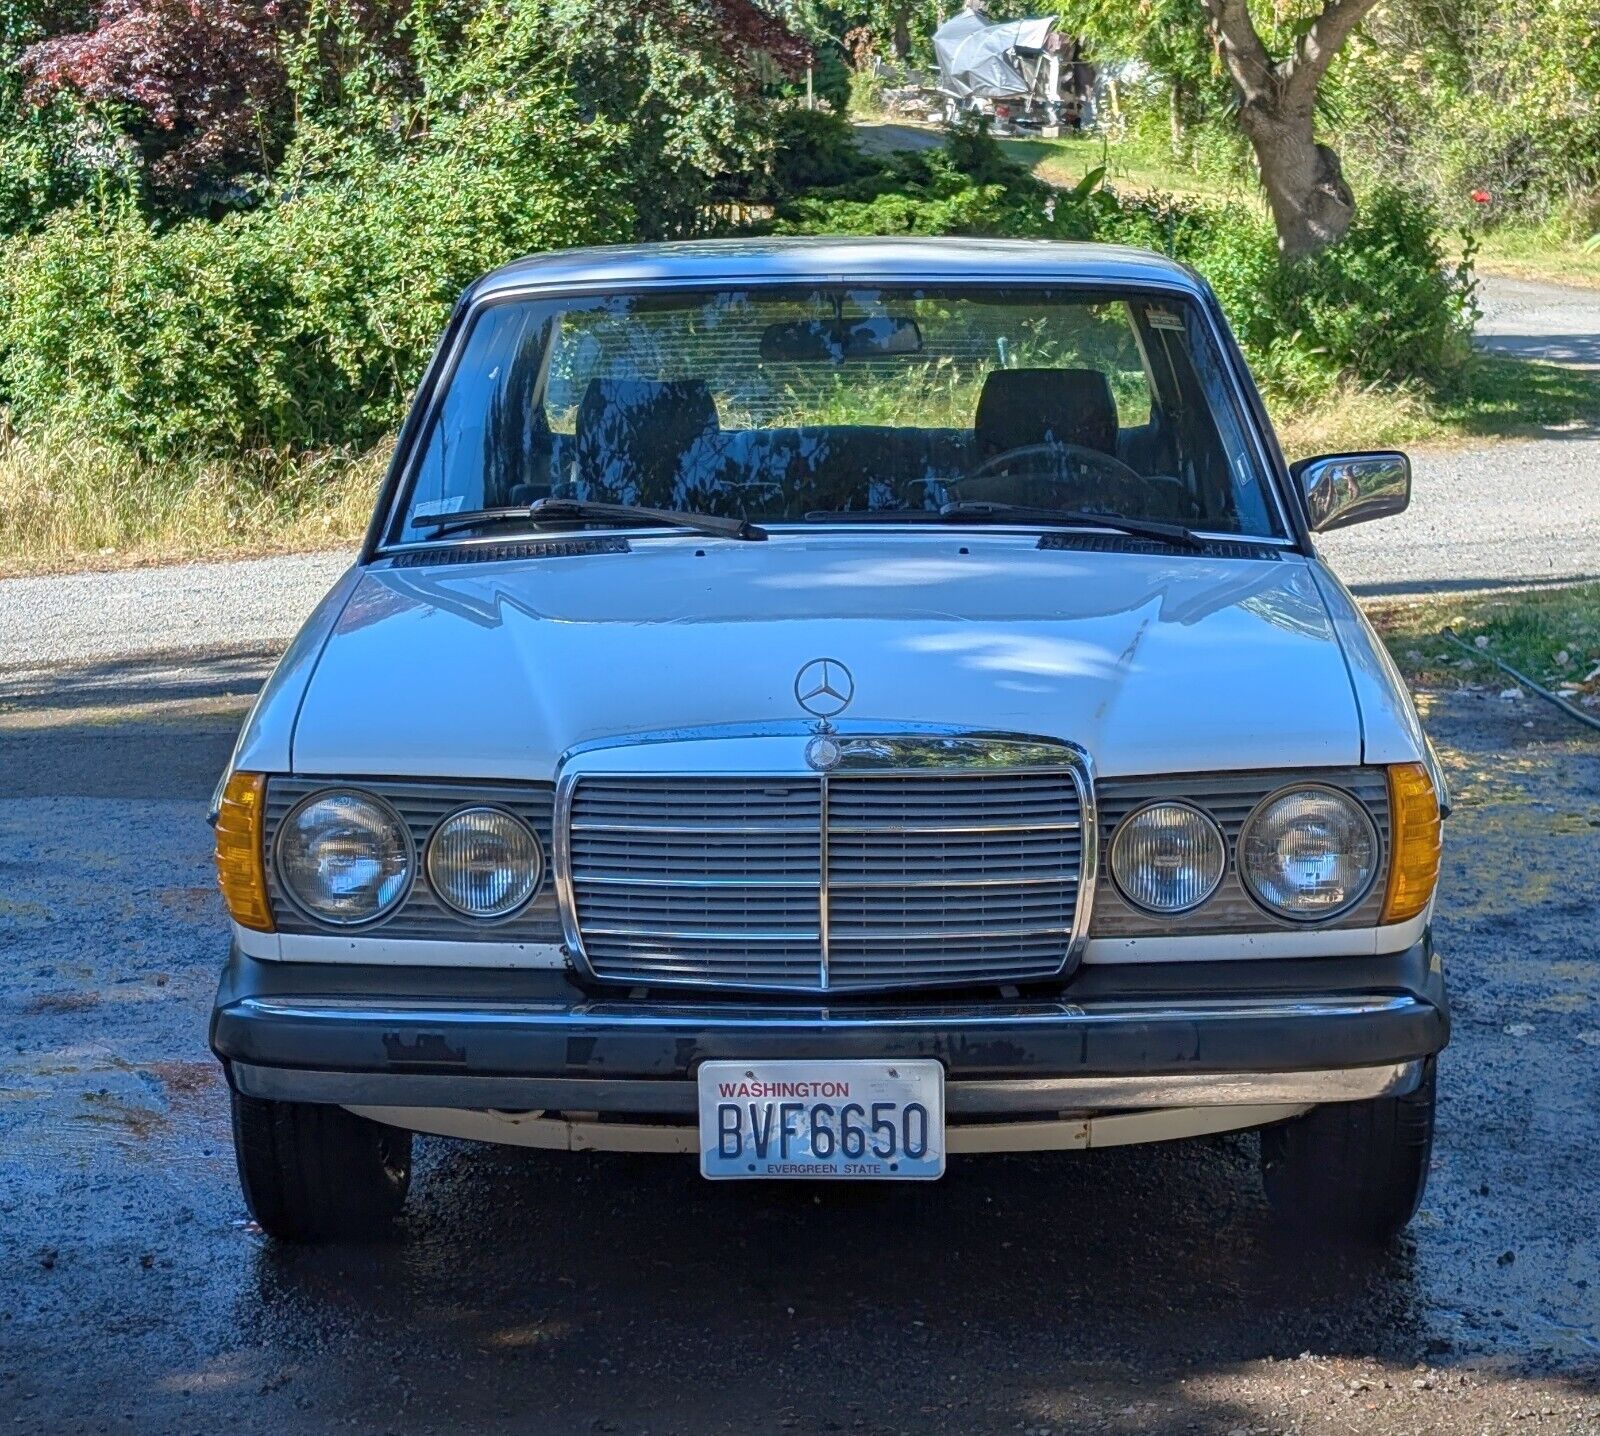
[392,285,1283,543]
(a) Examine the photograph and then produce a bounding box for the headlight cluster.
[276,790,544,927]
[1110,784,1380,923]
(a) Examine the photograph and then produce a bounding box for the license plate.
[697,1060,945,1180]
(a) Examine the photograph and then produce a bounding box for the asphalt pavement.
[1,663,1597,1433]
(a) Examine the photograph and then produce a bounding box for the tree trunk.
[1198,0,1379,257]
[1168,80,1184,154]
[1239,103,1357,258]
[892,6,910,59]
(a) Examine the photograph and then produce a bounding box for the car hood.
[289,533,1362,779]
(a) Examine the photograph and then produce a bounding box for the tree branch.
[1197,0,1277,103]
[1287,0,1383,100]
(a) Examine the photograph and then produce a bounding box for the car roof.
[470,236,1207,300]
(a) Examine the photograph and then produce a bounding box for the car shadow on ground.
[238,1133,1436,1432]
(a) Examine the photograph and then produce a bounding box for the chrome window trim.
[371,274,1296,558]
[552,723,1098,994]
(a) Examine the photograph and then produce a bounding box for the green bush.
[1267,186,1476,392]
[765,107,882,196]
[0,107,1474,468]
[0,91,634,458]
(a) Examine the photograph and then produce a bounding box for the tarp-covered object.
[933,10,1058,101]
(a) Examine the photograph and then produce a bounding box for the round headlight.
[276,790,413,926]
[1110,801,1227,914]
[1240,785,1378,921]
[426,807,544,919]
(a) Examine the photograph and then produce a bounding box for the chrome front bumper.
[212,939,1449,1118]
[231,1045,1423,1112]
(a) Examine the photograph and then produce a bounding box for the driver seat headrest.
[974,367,1119,457]
[575,377,720,507]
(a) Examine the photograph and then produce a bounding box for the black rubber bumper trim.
[212,937,1449,1106]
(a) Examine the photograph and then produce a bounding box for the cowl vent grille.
[1036,533,1282,560]
[390,537,630,567]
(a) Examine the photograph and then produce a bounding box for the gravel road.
[1475,274,1600,370]
[2,667,1597,1434]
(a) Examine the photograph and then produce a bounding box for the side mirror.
[1291,451,1411,533]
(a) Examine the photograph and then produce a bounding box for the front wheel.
[230,1090,412,1241]
[1259,1059,1436,1244]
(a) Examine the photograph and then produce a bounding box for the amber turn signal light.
[215,771,274,932]
[1381,762,1441,925]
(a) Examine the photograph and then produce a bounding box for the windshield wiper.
[934,500,1206,550]
[418,497,767,542]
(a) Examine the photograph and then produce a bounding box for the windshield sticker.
[412,496,466,518]
[1147,308,1186,332]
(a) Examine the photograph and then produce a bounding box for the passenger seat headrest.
[974,367,1119,457]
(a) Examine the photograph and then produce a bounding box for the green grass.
[999,132,1255,208]
[1371,583,1600,698]
[1474,220,1600,289]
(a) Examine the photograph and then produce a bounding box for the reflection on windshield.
[397,286,1281,542]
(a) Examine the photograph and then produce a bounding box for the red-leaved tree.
[20,0,300,198]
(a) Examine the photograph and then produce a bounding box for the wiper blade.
[419,498,767,542]
[936,500,1206,550]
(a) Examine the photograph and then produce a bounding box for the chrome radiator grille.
[564,760,1087,992]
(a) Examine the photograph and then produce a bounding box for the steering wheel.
[951,442,1148,499]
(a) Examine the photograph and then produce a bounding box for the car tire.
[230,1091,412,1242]
[1259,1058,1436,1244]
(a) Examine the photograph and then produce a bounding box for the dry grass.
[1268,355,1600,458]
[1474,223,1600,290]
[0,425,383,576]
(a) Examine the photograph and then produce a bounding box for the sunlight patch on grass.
[1475,222,1600,289]
[999,133,1261,209]
[1370,583,1600,703]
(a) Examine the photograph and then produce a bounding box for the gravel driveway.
[3,665,1598,1434]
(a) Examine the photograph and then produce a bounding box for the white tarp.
[933,11,1058,101]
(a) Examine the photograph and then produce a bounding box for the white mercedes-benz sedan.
[210,237,1448,1242]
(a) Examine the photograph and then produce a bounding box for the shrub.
[0,88,634,457]
[765,107,882,196]
[1267,186,1476,392]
